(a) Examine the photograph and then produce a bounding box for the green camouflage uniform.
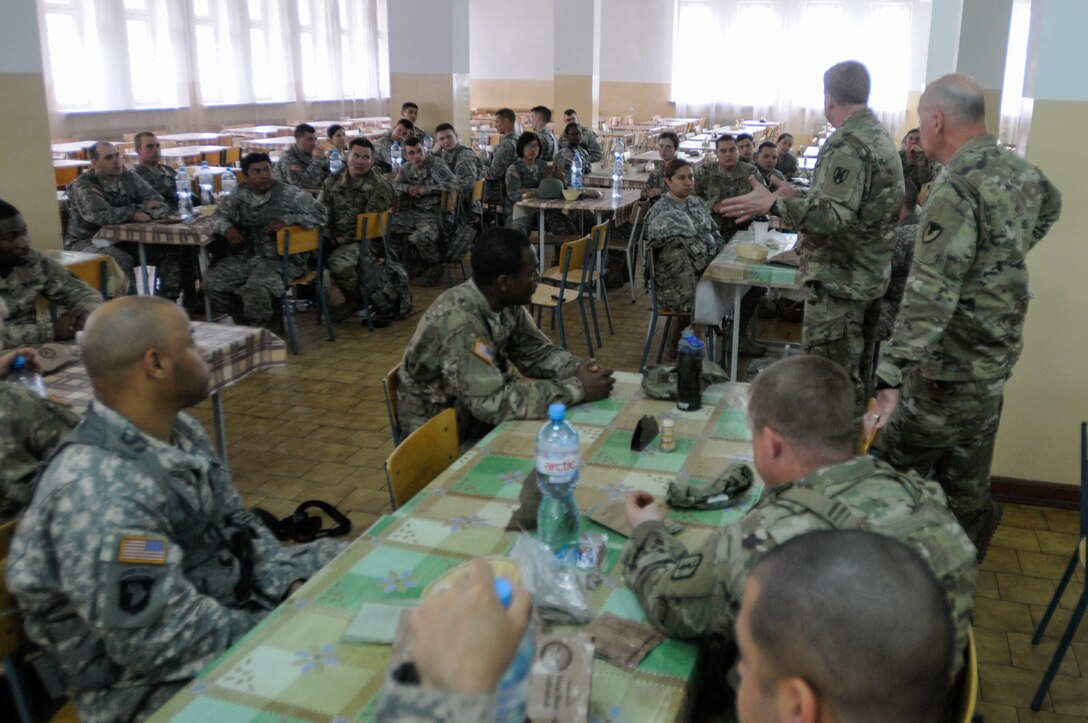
[776,151,799,180]
[504,158,579,237]
[620,456,978,675]
[133,163,201,300]
[132,163,179,210]
[485,132,518,206]
[6,402,344,723]
[273,145,329,189]
[876,135,1062,547]
[878,213,918,341]
[372,132,399,172]
[205,180,327,325]
[396,280,584,442]
[643,193,724,313]
[694,161,757,240]
[553,145,591,188]
[375,674,494,721]
[900,148,940,190]
[645,160,667,197]
[391,156,458,266]
[776,108,904,416]
[558,125,604,164]
[0,383,79,520]
[0,248,103,347]
[436,143,484,200]
[536,127,558,162]
[754,165,786,191]
[66,170,180,297]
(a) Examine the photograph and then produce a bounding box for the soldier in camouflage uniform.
[873,74,1062,555]
[530,105,558,162]
[774,133,799,179]
[720,62,905,417]
[5,297,345,723]
[0,200,103,346]
[399,101,428,140]
[434,122,485,222]
[392,137,458,287]
[900,127,941,189]
[372,119,415,173]
[620,355,977,677]
[644,131,680,201]
[554,123,592,187]
[206,153,327,325]
[878,180,920,341]
[273,123,329,189]
[396,227,614,443]
[66,141,184,298]
[484,108,519,208]
[753,140,787,190]
[503,132,578,237]
[695,135,757,241]
[318,137,407,322]
[560,109,604,164]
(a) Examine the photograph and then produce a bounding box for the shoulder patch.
[833,166,850,184]
[671,553,703,580]
[922,221,943,244]
[471,339,495,365]
[118,569,156,614]
[117,534,167,565]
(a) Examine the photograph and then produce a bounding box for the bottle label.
[537,450,579,481]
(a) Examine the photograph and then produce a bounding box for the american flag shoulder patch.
[117,535,168,565]
[472,339,495,365]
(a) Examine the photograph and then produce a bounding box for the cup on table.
[753,219,770,243]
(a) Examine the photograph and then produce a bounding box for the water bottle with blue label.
[9,355,46,398]
[536,403,581,560]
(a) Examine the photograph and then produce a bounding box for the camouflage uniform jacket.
[900,148,940,189]
[396,280,585,441]
[132,163,179,209]
[879,213,919,340]
[695,161,757,239]
[776,151,799,179]
[558,125,604,164]
[620,456,977,671]
[273,145,329,189]
[373,132,399,171]
[374,672,495,721]
[504,157,550,205]
[65,170,171,246]
[645,160,667,196]
[754,165,786,191]
[209,180,328,259]
[485,132,518,182]
[393,156,458,214]
[436,143,484,198]
[6,402,344,723]
[0,248,103,347]
[554,146,591,187]
[535,127,558,162]
[319,167,394,246]
[644,193,725,264]
[0,383,79,520]
[877,135,1062,386]
[776,108,903,301]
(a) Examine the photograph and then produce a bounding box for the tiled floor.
[186,269,1087,721]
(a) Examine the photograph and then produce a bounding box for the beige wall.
[991,98,1086,487]
[2,72,62,249]
[599,82,674,119]
[469,80,554,112]
[391,72,471,140]
[554,75,598,126]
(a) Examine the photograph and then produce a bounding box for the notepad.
[341,602,416,645]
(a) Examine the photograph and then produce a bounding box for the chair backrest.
[276,226,321,256]
[382,364,402,446]
[223,146,241,167]
[953,626,979,723]
[471,178,485,202]
[383,408,459,509]
[556,235,589,280]
[356,210,391,241]
[440,190,459,214]
[590,220,610,252]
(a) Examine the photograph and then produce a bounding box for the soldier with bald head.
[6,296,344,723]
[871,74,1062,557]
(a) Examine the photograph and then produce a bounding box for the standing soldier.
[484,108,519,208]
[391,137,458,287]
[721,61,905,417]
[529,105,557,162]
[872,74,1062,557]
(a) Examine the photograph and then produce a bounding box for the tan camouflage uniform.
[391,156,458,266]
[776,108,904,416]
[876,135,1062,547]
[396,280,584,442]
[6,402,344,723]
[0,248,103,347]
[0,383,79,520]
[205,180,327,325]
[643,193,724,313]
[878,213,918,341]
[273,145,329,189]
[694,161,757,240]
[620,456,978,675]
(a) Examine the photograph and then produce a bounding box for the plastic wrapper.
[509,534,593,624]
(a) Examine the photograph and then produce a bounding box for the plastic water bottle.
[196,161,215,206]
[493,577,534,723]
[9,355,47,399]
[536,403,581,561]
[391,140,402,171]
[328,147,343,174]
[175,167,194,221]
[676,329,704,412]
[478,130,489,152]
[611,140,625,200]
[423,133,434,154]
[220,170,237,196]
[570,153,584,190]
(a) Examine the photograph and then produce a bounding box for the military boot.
[330,291,363,322]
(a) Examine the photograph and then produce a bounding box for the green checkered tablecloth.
[151,372,762,722]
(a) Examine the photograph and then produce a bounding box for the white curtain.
[998,0,1031,148]
[673,0,929,135]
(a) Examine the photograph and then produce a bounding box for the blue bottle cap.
[548,402,566,421]
[11,354,27,371]
[493,577,513,610]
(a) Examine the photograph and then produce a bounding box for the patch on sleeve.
[117,534,167,565]
[832,166,850,184]
[471,338,495,366]
[117,569,156,614]
[922,221,943,244]
[671,553,703,580]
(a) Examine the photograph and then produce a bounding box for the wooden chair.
[276,226,335,354]
[53,165,80,189]
[531,235,595,355]
[482,178,505,228]
[1,519,33,723]
[1030,421,1088,710]
[223,146,241,167]
[383,408,459,510]
[953,626,979,723]
[614,200,649,302]
[382,363,402,446]
[639,246,696,371]
[587,220,615,343]
[355,210,393,332]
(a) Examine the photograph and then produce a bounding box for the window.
[124,0,181,108]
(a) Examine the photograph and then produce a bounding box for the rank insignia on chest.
[671,553,703,580]
[117,535,167,565]
[472,338,495,365]
[922,221,943,243]
[833,167,850,184]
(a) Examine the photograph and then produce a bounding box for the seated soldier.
[0,298,80,521]
[391,137,458,287]
[529,105,557,162]
[373,119,415,173]
[396,227,615,443]
[0,199,102,347]
[400,101,427,140]
[318,138,409,324]
[644,130,680,200]
[504,133,580,237]
[774,132,799,179]
[736,132,756,164]
[619,355,976,676]
[273,123,329,189]
[559,108,604,164]
[753,140,787,190]
[7,296,344,722]
[553,123,592,186]
[205,152,327,326]
[65,140,175,295]
[483,108,519,199]
[327,124,348,154]
[878,180,920,341]
[643,159,724,355]
[735,531,956,723]
[434,122,484,211]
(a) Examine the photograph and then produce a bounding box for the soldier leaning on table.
[6,296,346,723]
[66,141,189,300]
